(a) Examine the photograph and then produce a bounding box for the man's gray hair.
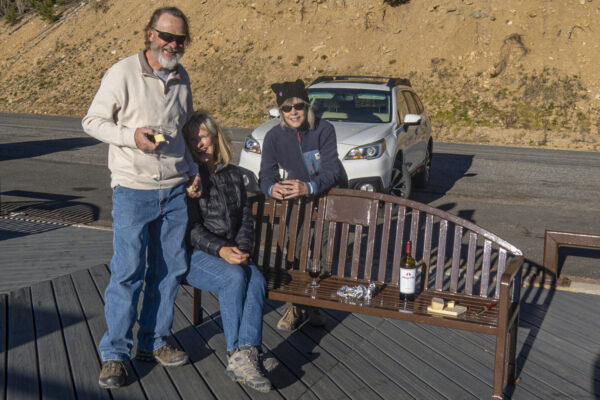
[279,99,315,130]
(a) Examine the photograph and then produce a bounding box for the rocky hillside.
[1,0,599,150]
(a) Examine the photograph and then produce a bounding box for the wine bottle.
[400,240,417,301]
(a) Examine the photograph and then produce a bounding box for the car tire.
[413,144,432,188]
[389,159,412,199]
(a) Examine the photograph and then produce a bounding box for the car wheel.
[413,144,431,188]
[389,160,412,199]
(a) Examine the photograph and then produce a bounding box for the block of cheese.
[153,133,166,143]
[431,297,445,310]
[446,300,455,308]
[427,304,467,316]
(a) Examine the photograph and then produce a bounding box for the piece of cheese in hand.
[186,186,197,194]
[431,297,445,310]
[153,133,166,143]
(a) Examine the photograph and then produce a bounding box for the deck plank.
[261,303,407,400]
[0,294,7,400]
[6,287,38,400]
[259,300,387,400]
[70,267,148,400]
[53,274,110,400]
[314,307,445,400]
[488,320,598,397]
[88,264,184,400]
[414,324,548,399]
[2,262,600,400]
[457,328,581,399]
[192,287,350,399]
[30,281,75,400]
[167,288,230,400]
[202,292,347,400]
[175,285,284,399]
[356,313,490,399]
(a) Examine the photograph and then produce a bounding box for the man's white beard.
[151,42,183,70]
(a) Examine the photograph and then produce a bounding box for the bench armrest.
[497,255,524,323]
[500,255,524,288]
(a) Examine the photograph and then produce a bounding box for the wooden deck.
[1,264,599,399]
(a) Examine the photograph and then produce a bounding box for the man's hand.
[134,127,160,153]
[186,175,202,198]
[279,179,307,199]
[218,246,250,265]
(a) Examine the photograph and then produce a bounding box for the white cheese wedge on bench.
[427,304,467,316]
[431,297,445,310]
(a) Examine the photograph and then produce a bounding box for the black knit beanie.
[270,79,309,106]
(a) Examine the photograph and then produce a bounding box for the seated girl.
[183,111,273,393]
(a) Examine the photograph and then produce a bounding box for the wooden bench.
[193,188,524,399]
[543,229,600,282]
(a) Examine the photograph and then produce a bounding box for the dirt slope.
[1,0,599,150]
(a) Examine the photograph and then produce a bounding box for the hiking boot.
[259,350,279,372]
[136,344,189,367]
[99,360,127,389]
[276,304,306,331]
[225,347,272,392]
[307,307,327,327]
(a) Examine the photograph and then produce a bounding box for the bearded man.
[82,6,201,389]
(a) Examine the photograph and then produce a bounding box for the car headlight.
[243,136,261,154]
[344,139,386,160]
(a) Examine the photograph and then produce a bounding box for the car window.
[308,89,391,123]
[402,91,418,114]
[411,92,425,114]
[396,90,409,123]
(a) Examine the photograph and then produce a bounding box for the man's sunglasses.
[152,28,187,45]
[281,103,307,112]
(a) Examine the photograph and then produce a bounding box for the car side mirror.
[269,108,280,118]
[403,113,421,126]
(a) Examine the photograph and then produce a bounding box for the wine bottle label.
[400,268,416,294]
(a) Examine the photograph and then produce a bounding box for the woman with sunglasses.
[183,112,273,393]
[258,79,347,331]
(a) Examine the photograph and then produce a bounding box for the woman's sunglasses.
[281,103,307,113]
[152,28,187,45]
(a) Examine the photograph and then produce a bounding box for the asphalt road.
[1,112,599,280]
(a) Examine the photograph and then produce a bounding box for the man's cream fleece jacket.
[82,51,198,190]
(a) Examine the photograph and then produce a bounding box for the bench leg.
[192,288,203,325]
[492,330,507,400]
[504,314,519,385]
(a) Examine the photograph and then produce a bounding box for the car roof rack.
[309,75,411,88]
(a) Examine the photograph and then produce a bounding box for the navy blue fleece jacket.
[259,118,346,196]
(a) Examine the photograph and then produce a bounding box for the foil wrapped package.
[336,282,377,300]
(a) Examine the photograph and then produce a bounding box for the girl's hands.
[186,175,202,198]
[218,246,250,265]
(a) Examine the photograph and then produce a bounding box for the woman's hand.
[218,246,250,265]
[271,182,287,200]
[279,179,307,199]
[186,175,202,198]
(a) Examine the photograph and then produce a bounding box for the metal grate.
[0,201,98,226]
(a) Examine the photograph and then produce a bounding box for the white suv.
[238,76,432,198]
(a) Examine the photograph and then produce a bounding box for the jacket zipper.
[213,172,231,239]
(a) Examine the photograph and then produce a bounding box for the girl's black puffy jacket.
[186,163,254,257]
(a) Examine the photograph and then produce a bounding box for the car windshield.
[308,89,391,123]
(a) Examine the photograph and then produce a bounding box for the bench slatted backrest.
[308,189,523,301]
[249,195,315,274]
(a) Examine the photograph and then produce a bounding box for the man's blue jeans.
[185,250,266,352]
[99,184,188,362]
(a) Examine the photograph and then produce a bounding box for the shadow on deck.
[1,264,599,400]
